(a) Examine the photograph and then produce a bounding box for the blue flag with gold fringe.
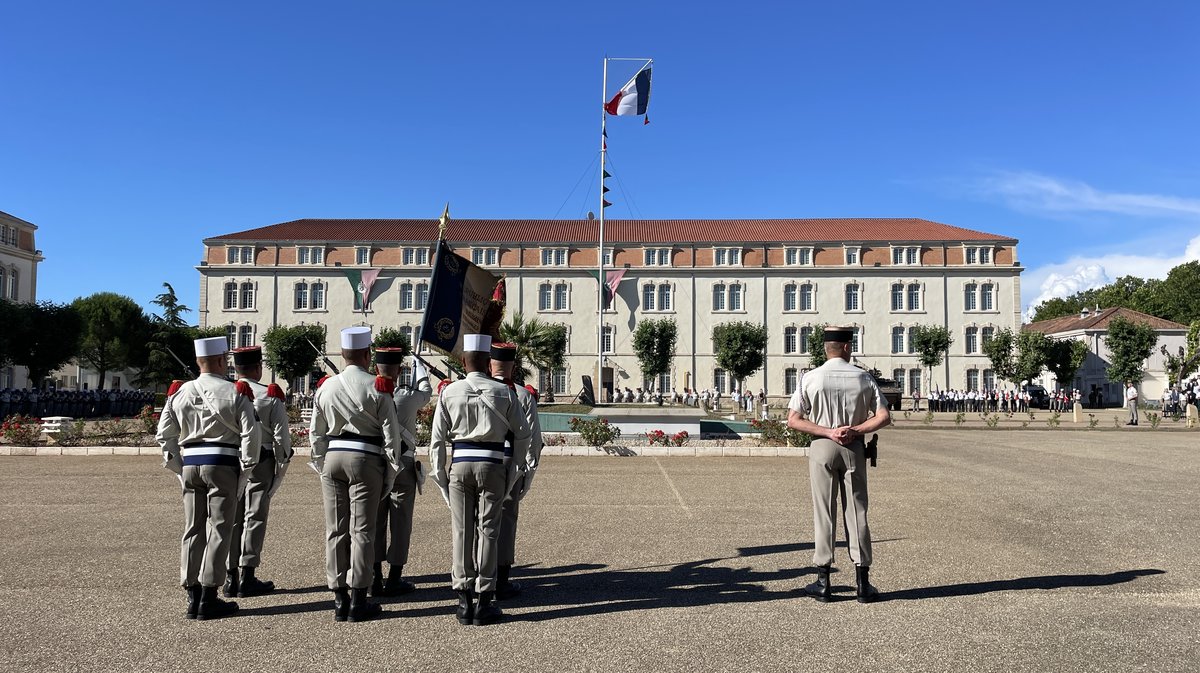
[419,239,505,360]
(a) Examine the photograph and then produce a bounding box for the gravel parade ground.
[1,429,1197,673]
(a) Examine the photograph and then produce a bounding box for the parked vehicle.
[1023,384,1049,409]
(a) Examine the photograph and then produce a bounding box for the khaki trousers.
[808,438,872,568]
[1128,399,1139,424]
[180,464,239,588]
[374,457,418,566]
[229,451,275,569]
[495,471,526,567]
[449,461,506,593]
[321,451,384,590]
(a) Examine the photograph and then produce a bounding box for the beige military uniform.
[310,365,401,590]
[375,375,432,567]
[228,379,292,571]
[495,381,543,568]
[156,374,260,588]
[788,358,885,568]
[429,372,531,593]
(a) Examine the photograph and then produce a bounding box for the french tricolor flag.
[605,67,652,118]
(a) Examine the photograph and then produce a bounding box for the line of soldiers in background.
[925,389,1032,414]
[0,388,155,419]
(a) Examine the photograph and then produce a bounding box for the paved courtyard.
[1,429,1197,672]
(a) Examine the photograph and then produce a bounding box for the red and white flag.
[605,67,652,117]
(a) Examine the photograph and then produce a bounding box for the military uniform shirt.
[393,376,433,454]
[787,358,885,429]
[512,384,543,471]
[310,365,401,468]
[429,372,532,476]
[156,374,261,469]
[242,379,292,463]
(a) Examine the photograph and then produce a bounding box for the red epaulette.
[166,380,185,397]
[437,378,451,394]
[235,380,255,400]
[524,384,539,402]
[317,375,331,389]
[266,383,286,401]
[375,376,395,395]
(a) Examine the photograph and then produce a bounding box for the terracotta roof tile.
[206,218,1015,245]
[1025,307,1187,333]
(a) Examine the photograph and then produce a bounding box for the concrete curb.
[0,444,808,458]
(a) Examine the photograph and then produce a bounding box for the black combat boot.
[332,589,351,622]
[497,564,521,600]
[222,568,240,598]
[455,590,474,626]
[196,585,239,620]
[803,566,832,603]
[855,566,880,603]
[347,588,382,622]
[371,562,385,597]
[472,591,503,626]
[184,585,201,619]
[384,565,415,596]
[238,566,275,597]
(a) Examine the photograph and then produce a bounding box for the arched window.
[981,283,995,311]
[728,284,742,311]
[7,269,15,300]
[845,283,861,311]
[238,325,254,348]
[311,282,325,309]
[800,326,814,353]
[0,268,6,298]
[965,326,979,354]
[799,283,814,311]
[712,283,726,311]
[554,282,568,310]
[964,283,978,311]
[657,284,671,311]
[891,283,904,311]
[784,326,798,354]
[784,368,798,395]
[643,285,656,311]
[400,282,415,310]
[784,284,797,312]
[224,282,238,310]
[416,283,429,310]
[907,283,921,311]
[891,326,905,354]
[239,282,255,309]
[294,282,308,310]
[538,283,552,311]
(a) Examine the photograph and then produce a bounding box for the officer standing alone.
[429,334,531,626]
[488,341,543,599]
[225,346,293,598]
[372,348,432,596]
[157,336,260,620]
[310,327,402,622]
[786,327,890,603]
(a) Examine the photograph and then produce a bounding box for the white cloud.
[979,171,1200,219]
[1023,234,1200,320]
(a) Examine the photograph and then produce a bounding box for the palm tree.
[499,313,567,385]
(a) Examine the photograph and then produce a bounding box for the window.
[472,248,498,266]
[400,283,415,310]
[656,372,671,393]
[851,327,861,355]
[297,246,324,265]
[907,326,918,354]
[800,326,814,354]
[224,282,238,310]
[786,247,813,266]
[355,247,370,265]
[714,247,741,266]
[981,283,995,311]
[643,284,656,311]
[398,281,430,311]
[7,269,16,300]
[909,369,922,397]
[657,284,671,311]
[538,282,569,311]
[845,247,860,265]
[238,325,254,348]
[402,247,430,266]
[602,248,614,266]
[225,325,237,349]
[980,247,991,264]
[239,282,255,310]
[785,368,798,395]
[728,283,742,311]
[602,326,614,354]
[0,225,8,245]
[891,284,904,312]
[539,367,569,394]
[982,326,995,345]
[0,269,6,298]
[714,368,727,393]
[983,369,995,390]
[964,283,978,311]
[541,248,568,266]
[644,248,671,266]
[311,282,325,309]
[399,325,414,349]
[398,325,426,353]
[799,283,814,311]
[907,283,921,311]
[965,246,993,265]
[712,283,726,311]
[965,326,979,354]
[845,283,861,312]
[966,247,977,265]
[966,369,979,392]
[893,369,906,391]
[892,246,920,265]
[784,326,798,354]
[891,326,905,354]
[539,283,552,311]
[784,285,797,312]
[227,246,253,264]
[417,283,428,310]
[294,282,308,310]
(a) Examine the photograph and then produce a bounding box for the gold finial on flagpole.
[438,202,450,240]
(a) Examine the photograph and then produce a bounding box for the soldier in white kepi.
[157,336,260,620]
[224,346,292,598]
[372,347,432,597]
[488,341,543,599]
[786,326,891,603]
[309,326,402,622]
[429,334,531,626]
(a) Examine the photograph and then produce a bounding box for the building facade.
[200,218,1022,402]
[0,210,45,389]
[1025,307,1188,405]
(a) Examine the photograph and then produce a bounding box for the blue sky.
[3,1,1198,320]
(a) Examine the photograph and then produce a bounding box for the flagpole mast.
[597,55,608,402]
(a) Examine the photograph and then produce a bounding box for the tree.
[982,328,1019,383]
[1104,316,1158,385]
[1014,330,1051,385]
[373,327,412,353]
[1154,261,1200,325]
[0,300,24,371]
[1044,338,1089,390]
[262,324,328,393]
[499,313,568,384]
[807,324,827,368]
[909,325,953,392]
[712,321,769,388]
[137,283,196,389]
[73,292,152,390]
[5,302,82,386]
[1160,320,1200,385]
[631,318,678,388]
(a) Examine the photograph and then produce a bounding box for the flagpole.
[597,56,607,402]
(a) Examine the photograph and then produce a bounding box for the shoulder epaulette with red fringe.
[266,383,285,401]
[437,378,451,394]
[524,384,540,402]
[166,380,184,397]
[374,376,395,395]
[235,380,255,400]
[317,375,331,389]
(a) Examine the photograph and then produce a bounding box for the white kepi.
[194,336,228,357]
[463,334,492,352]
[341,326,373,350]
